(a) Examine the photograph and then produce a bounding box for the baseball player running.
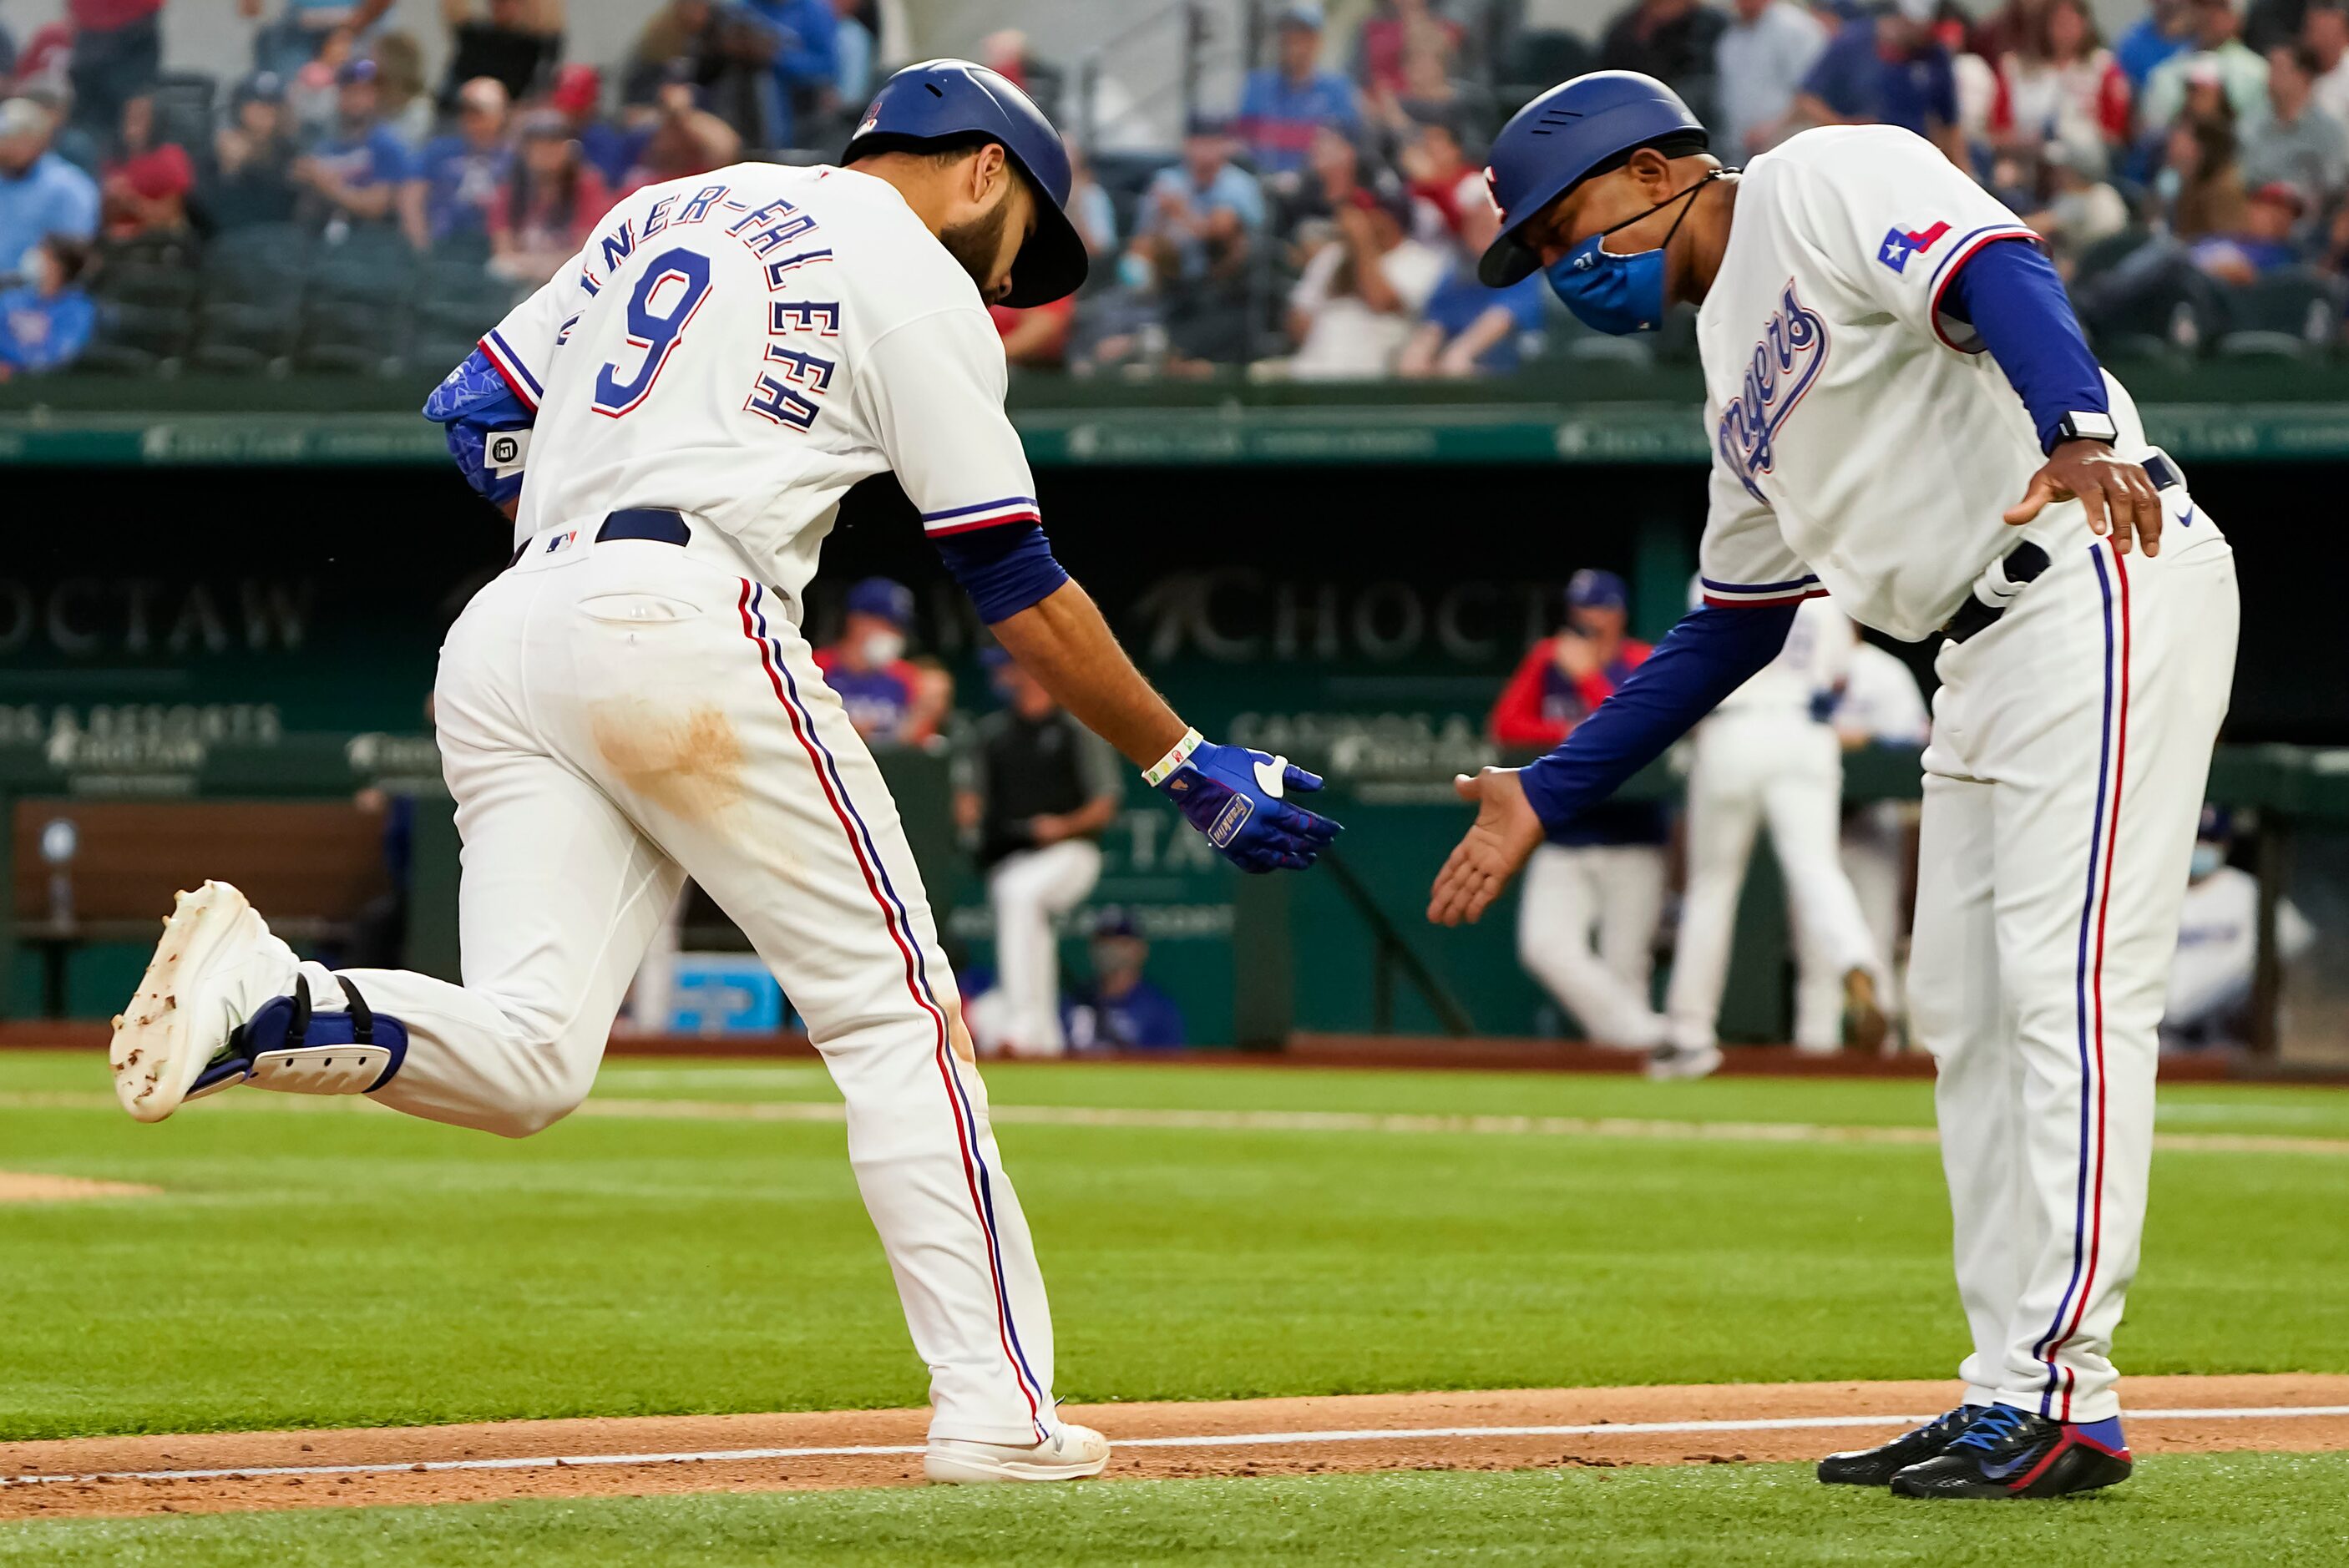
[1433,73,2235,1499]
[106,62,1339,1486]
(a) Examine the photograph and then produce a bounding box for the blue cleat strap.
[213,979,409,1098]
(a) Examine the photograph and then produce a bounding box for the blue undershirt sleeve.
[1516,603,1799,833]
[931,521,1071,625]
[1943,237,2109,455]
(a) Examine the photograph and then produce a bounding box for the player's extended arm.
[1429,603,1796,925]
[1947,238,2163,555]
[934,527,1340,873]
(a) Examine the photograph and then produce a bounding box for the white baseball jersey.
[1834,640,1931,747]
[479,162,1040,621]
[1693,125,2149,640]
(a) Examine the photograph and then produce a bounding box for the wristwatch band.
[1142,727,1205,787]
[2055,410,2119,446]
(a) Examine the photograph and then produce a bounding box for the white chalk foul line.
[4,1091,2347,1155]
[9,1405,2349,1489]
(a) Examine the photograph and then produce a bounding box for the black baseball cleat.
[1817,1405,1985,1486]
[1889,1404,2133,1499]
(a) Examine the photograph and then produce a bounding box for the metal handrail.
[1315,848,1476,1035]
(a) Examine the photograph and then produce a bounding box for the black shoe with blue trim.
[1816,1405,1985,1486]
[1888,1404,2134,1499]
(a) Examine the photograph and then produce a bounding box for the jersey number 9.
[593,246,713,418]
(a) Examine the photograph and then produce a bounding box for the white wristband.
[1142,727,1205,787]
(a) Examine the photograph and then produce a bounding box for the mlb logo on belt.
[1877,220,1952,274]
[543,529,578,554]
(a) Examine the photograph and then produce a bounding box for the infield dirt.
[5,1375,2346,1522]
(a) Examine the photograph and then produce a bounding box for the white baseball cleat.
[924,1423,1111,1485]
[109,880,299,1123]
[1646,1041,1724,1081]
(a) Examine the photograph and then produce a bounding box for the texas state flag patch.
[1878,220,1952,274]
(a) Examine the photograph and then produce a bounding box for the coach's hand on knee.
[2003,441,2163,558]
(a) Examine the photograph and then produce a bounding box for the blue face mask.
[1542,171,1720,336]
[2190,842,2225,880]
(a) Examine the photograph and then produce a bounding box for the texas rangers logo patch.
[1716,281,1830,503]
[1877,220,1952,274]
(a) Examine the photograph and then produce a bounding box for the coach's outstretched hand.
[1157,739,1343,873]
[2004,439,2162,557]
[1428,767,1546,927]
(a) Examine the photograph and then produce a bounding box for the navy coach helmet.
[1478,71,1707,287]
[844,58,1088,307]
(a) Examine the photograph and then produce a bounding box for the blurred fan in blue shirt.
[1064,908,1187,1052]
[0,233,96,377]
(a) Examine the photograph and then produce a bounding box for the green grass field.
[3,1050,2346,1560]
[9,1458,2349,1566]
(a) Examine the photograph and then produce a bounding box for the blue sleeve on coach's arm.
[1517,603,1797,833]
[1943,238,2109,455]
[932,522,1071,624]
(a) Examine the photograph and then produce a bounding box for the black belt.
[598,508,691,545]
[1946,453,2184,645]
[504,508,691,569]
[1947,543,2050,644]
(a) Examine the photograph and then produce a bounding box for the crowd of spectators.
[4,0,2349,381]
[0,0,875,375]
[1023,0,2349,377]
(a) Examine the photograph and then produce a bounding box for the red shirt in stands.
[68,0,165,32]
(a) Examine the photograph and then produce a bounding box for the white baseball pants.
[327,524,1066,1445]
[981,841,1103,1058]
[1911,518,2236,1424]
[1516,843,1668,1046]
[1667,713,1883,1051]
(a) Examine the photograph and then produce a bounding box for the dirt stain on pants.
[590,703,748,827]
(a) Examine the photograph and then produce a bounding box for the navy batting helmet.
[844,58,1088,307]
[1477,72,1706,287]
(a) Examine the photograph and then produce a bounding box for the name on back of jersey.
[568,179,847,438]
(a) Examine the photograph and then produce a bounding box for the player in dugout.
[1430,71,2235,1500]
[813,575,952,745]
[1489,569,1671,1056]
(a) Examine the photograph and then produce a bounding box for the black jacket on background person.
[955,707,1124,869]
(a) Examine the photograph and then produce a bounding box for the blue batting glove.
[1146,730,1343,874]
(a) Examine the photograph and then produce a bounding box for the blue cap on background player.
[844,58,1088,308]
[1567,569,1628,613]
[1478,71,1706,288]
[847,577,914,627]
